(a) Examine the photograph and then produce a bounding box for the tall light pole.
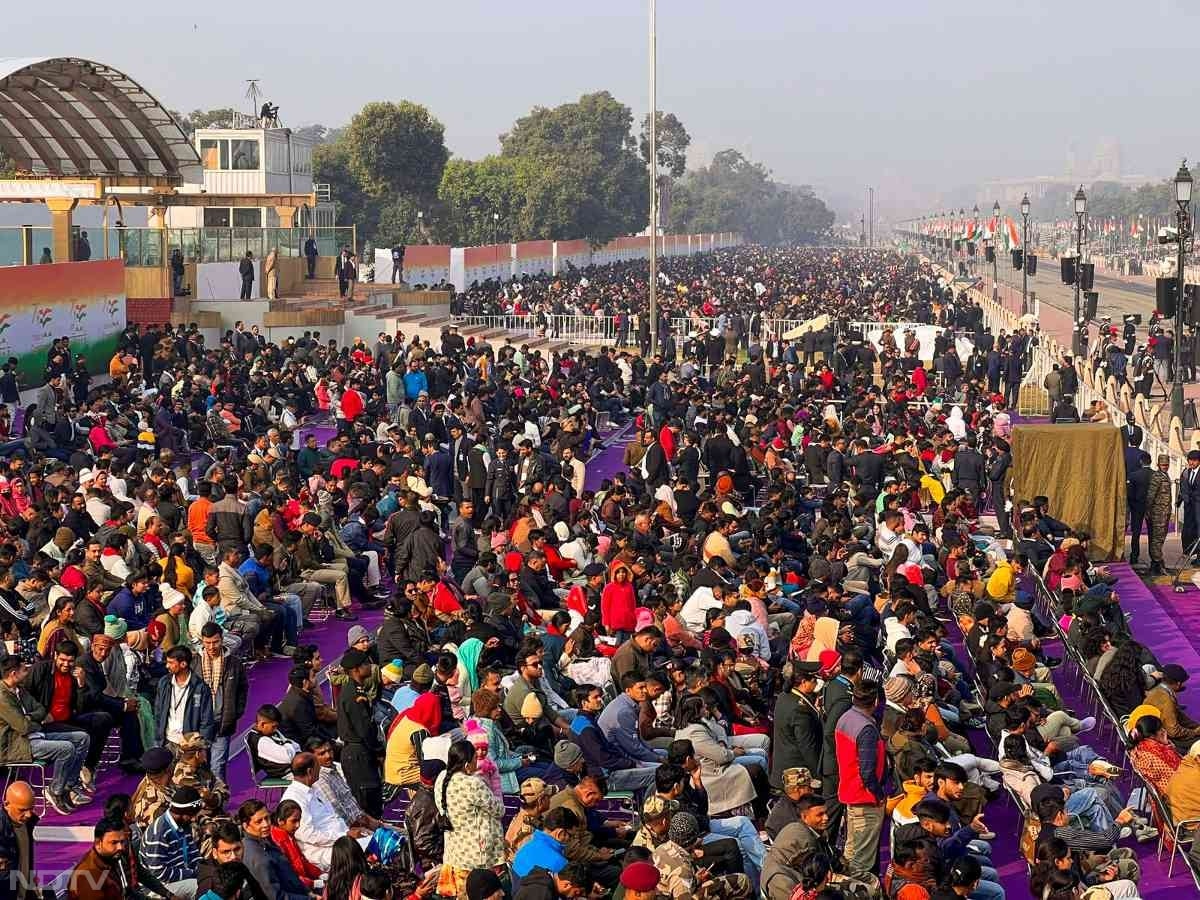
[868,187,874,248]
[971,204,979,274]
[1073,186,1087,357]
[647,0,658,356]
[991,201,1000,298]
[493,211,500,272]
[1020,193,1031,315]
[1172,160,1193,421]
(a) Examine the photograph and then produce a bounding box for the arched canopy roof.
[0,57,200,182]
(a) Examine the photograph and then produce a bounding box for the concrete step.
[418,316,450,327]
[374,309,422,322]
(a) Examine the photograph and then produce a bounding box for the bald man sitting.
[0,781,53,899]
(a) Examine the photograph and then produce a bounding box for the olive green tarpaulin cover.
[1010,423,1126,560]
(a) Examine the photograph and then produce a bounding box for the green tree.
[344,101,449,199]
[669,149,834,244]
[438,156,527,245]
[639,111,690,180]
[187,107,238,130]
[0,145,15,177]
[376,196,437,246]
[313,140,380,236]
[501,91,648,244]
[293,124,341,145]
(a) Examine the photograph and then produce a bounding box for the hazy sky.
[8,0,1200,222]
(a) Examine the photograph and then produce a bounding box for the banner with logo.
[0,259,126,384]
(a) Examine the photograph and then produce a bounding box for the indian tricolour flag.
[1003,217,1022,250]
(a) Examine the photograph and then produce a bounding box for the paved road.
[980,254,1160,322]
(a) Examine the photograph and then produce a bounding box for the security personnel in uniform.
[336,647,384,817]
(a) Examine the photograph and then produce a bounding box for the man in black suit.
[1179,450,1200,562]
[849,440,884,500]
[640,430,670,490]
[238,251,255,300]
[1123,412,1144,450]
[951,439,986,503]
[703,422,735,475]
[448,423,471,503]
[825,437,848,488]
[1127,450,1152,567]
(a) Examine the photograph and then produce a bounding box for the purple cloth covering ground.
[31,606,383,883]
[35,431,1200,894]
[979,564,1194,898]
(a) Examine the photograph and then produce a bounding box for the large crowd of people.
[0,245,1187,900]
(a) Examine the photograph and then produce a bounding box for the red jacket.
[834,706,886,805]
[339,388,364,422]
[544,544,576,581]
[658,424,676,461]
[600,580,637,632]
[271,825,322,888]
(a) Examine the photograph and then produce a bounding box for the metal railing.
[0,225,355,267]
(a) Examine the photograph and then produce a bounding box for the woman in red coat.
[600,566,637,642]
[270,800,322,889]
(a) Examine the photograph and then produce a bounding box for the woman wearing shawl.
[788,601,821,661]
[803,616,840,663]
[455,637,484,695]
[384,691,443,793]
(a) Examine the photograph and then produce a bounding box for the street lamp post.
[1172,160,1194,421]
[647,0,659,356]
[972,204,979,275]
[1021,193,1031,315]
[991,201,1000,299]
[493,211,500,273]
[1073,186,1087,357]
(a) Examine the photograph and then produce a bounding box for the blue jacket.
[238,558,273,596]
[512,829,568,878]
[153,673,216,744]
[107,585,152,630]
[568,710,638,773]
[596,694,660,764]
[403,371,428,398]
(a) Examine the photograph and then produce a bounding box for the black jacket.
[770,689,822,789]
[198,652,248,738]
[514,869,560,900]
[376,611,430,673]
[26,658,99,720]
[404,785,443,869]
[0,806,36,900]
[396,524,444,581]
[277,686,337,747]
[952,449,986,491]
[641,442,670,488]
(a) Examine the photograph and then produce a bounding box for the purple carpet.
[960,565,1195,898]
[32,604,384,881]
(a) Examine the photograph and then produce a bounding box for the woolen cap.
[1163,663,1190,684]
[667,811,700,847]
[411,664,435,686]
[341,648,370,669]
[883,676,914,705]
[553,740,583,769]
[465,869,504,900]
[520,692,544,719]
